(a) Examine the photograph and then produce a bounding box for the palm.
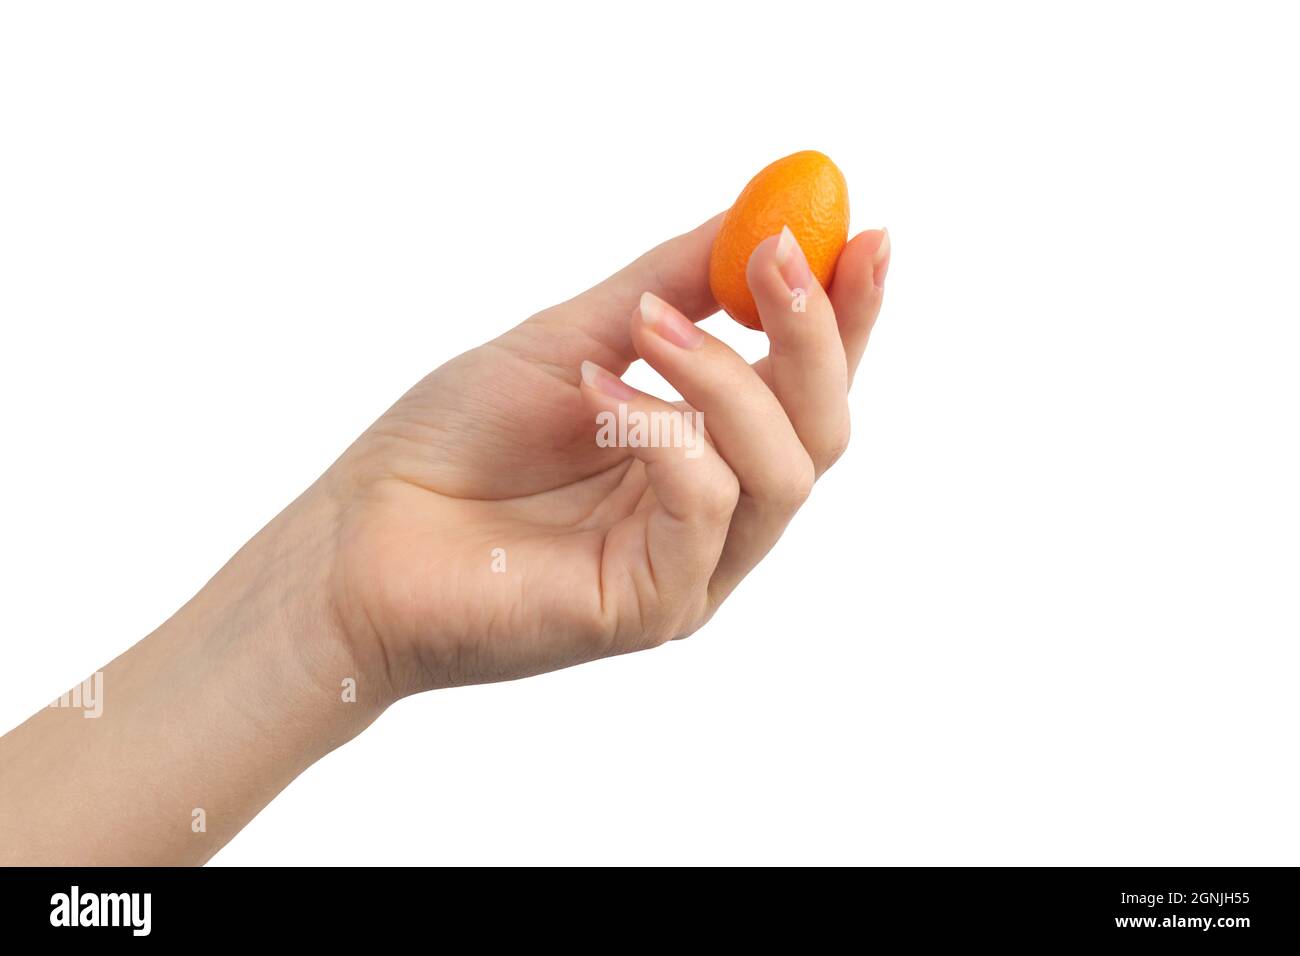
[336,321,669,693]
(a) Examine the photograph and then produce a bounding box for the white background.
[2,2,1297,865]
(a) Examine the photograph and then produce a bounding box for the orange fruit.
[709,150,850,331]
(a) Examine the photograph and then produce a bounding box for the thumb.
[529,212,724,370]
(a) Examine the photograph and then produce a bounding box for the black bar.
[0,866,1294,945]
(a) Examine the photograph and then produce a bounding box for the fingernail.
[580,359,639,400]
[774,225,814,293]
[872,228,891,290]
[639,291,704,349]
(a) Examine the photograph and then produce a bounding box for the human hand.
[321,215,891,700]
[0,214,888,865]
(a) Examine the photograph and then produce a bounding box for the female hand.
[0,212,888,865]
[323,215,891,699]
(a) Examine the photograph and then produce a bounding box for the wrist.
[177,481,391,754]
[0,482,388,865]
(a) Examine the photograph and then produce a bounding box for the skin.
[0,214,890,865]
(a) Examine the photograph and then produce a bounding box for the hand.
[0,213,888,865]
[322,215,891,698]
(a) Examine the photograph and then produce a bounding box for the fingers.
[749,227,890,389]
[633,290,812,503]
[629,291,815,605]
[747,227,852,477]
[569,225,893,637]
[828,229,890,386]
[576,360,737,641]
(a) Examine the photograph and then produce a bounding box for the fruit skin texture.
[709,150,850,331]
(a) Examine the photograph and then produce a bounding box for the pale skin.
[0,215,890,864]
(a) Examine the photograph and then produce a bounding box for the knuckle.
[582,608,619,656]
[818,423,852,472]
[652,620,680,647]
[695,359,752,408]
[701,469,741,520]
[657,602,709,647]
[773,457,815,512]
[576,586,627,657]
[674,597,713,642]
[768,314,827,354]
[638,609,684,650]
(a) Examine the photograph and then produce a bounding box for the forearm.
[0,486,383,865]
